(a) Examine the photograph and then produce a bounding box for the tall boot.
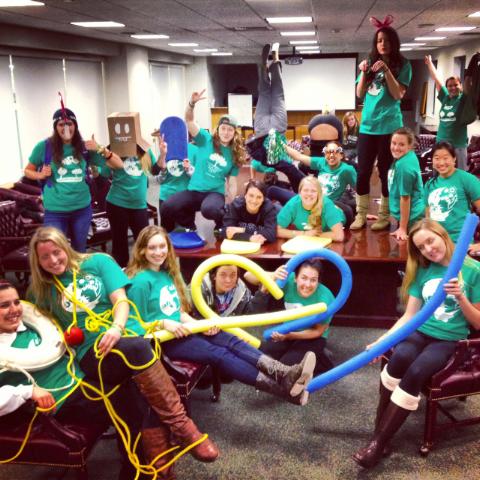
[255,372,309,405]
[353,386,419,469]
[350,194,369,230]
[142,426,176,480]
[256,351,316,396]
[133,361,219,463]
[371,195,390,231]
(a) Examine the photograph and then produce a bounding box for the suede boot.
[255,372,309,405]
[350,194,369,230]
[133,361,219,463]
[142,426,176,480]
[256,351,316,396]
[371,196,390,231]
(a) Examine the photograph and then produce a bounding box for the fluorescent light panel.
[71,21,125,28]
[435,26,476,32]
[290,40,318,45]
[296,45,320,50]
[299,50,320,54]
[194,48,218,52]
[399,47,412,51]
[211,52,232,56]
[0,1,44,5]
[280,31,315,37]
[415,36,446,40]
[266,16,312,24]
[401,43,425,46]
[131,34,169,39]
[468,11,480,18]
[168,42,199,47]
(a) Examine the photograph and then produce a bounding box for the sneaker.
[283,351,316,397]
[261,43,271,67]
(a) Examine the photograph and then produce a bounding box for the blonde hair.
[28,226,90,313]
[342,111,359,139]
[126,225,191,312]
[298,176,323,230]
[392,127,416,149]
[401,219,455,303]
[212,128,247,168]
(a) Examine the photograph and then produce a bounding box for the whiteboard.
[228,94,253,127]
[282,57,356,111]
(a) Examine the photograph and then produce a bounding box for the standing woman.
[351,17,412,231]
[387,128,425,241]
[24,108,108,252]
[160,90,246,233]
[424,141,480,243]
[27,226,219,468]
[353,219,480,468]
[277,176,345,242]
[424,55,469,170]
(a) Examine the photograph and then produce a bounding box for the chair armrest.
[37,414,86,450]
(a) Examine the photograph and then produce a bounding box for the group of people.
[1,15,479,478]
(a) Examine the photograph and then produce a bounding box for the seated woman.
[245,259,335,376]
[353,219,480,469]
[276,176,345,242]
[220,180,277,244]
[125,225,316,406]
[342,111,360,164]
[424,141,480,243]
[27,226,219,471]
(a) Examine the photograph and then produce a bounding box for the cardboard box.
[107,112,150,157]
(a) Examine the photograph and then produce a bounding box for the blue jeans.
[44,204,92,252]
[162,330,262,386]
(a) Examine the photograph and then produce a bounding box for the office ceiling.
[0,0,479,57]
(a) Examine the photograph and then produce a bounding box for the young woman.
[351,24,412,231]
[27,226,219,470]
[424,141,480,243]
[221,180,277,244]
[24,108,108,252]
[276,176,345,242]
[424,55,469,170]
[342,112,360,163]
[285,141,357,226]
[246,259,335,376]
[353,219,480,468]
[387,128,425,241]
[125,226,317,406]
[160,90,246,233]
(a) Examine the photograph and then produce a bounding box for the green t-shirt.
[0,326,83,409]
[277,194,345,232]
[160,143,198,202]
[358,60,412,135]
[283,273,334,338]
[410,259,480,341]
[48,254,130,360]
[424,169,480,242]
[310,157,357,201]
[387,150,425,224]
[106,149,156,209]
[437,87,468,148]
[187,129,239,194]
[29,141,103,212]
[251,159,276,174]
[126,269,181,336]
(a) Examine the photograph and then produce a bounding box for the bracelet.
[188,100,195,108]
[97,145,106,155]
[105,150,113,160]
[110,323,124,334]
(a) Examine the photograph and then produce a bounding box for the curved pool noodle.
[263,248,352,339]
[307,213,479,393]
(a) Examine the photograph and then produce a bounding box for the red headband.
[58,91,68,121]
[369,15,394,30]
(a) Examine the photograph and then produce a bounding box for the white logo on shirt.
[57,156,83,183]
[123,157,143,177]
[166,160,184,177]
[207,153,227,176]
[159,285,180,317]
[422,278,460,322]
[318,173,340,196]
[428,187,458,222]
[62,275,102,312]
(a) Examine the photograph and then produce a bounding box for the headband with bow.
[369,15,394,30]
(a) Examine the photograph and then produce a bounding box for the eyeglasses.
[0,299,21,309]
[322,146,343,155]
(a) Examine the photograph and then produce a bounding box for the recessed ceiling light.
[211,52,232,56]
[0,1,43,5]
[298,50,320,54]
[401,43,426,47]
[71,21,125,28]
[280,31,315,37]
[296,45,320,50]
[415,36,446,40]
[399,47,412,51]
[131,34,169,39]
[416,47,439,50]
[468,11,480,18]
[194,48,218,52]
[435,26,476,32]
[290,40,318,45]
[168,42,199,47]
[266,16,312,24]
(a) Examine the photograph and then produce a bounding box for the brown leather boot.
[142,426,176,480]
[134,361,219,463]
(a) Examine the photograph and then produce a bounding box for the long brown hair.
[298,176,323,230]
[401,219,455,303]
[212,127,247,167]
[342,112,359,139]
[126,225,191,312]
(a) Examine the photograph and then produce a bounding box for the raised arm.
[285,145,312,166]
[185,89,206,138]
[424,55,442,92]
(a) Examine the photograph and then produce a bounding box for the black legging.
[386,331,457,396]
[356,133,393,197]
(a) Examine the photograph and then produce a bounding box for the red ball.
[64,327,85,346]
